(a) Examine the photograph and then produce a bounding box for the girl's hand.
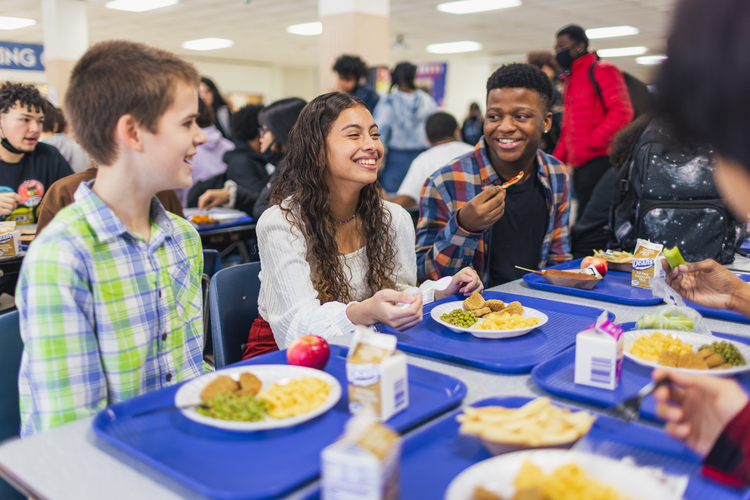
[662,259,747,313]
[347,290,423,331]
[435,267,483,300]
[652,368,748,456]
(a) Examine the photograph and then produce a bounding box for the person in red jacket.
[553,25,633,219]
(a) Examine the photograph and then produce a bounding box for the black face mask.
[555,49,574,71]
[1,137,23,155]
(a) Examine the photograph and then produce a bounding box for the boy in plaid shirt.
[416,64,572,286]
[16,41,209,436]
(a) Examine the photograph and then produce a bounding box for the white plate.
[623,329,750,376]
[431,301,548,339]
[445,449,681,500]
[174,365,342,431]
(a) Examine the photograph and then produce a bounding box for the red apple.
[286,335,330,370]
[581,256,608,277]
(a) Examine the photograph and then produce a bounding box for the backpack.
[608,117,746,264]
[589,59,656,119]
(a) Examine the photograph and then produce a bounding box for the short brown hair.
[65,40,200,165]
[526,51,560,73]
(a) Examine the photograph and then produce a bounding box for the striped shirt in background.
[415,138,572,284]
[16,181,208,437]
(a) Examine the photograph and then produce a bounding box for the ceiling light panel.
[426,41,482,54]
[586,26,639,39]
[106,0,178,13]
[0,17,36,30]
[636,55,667,65]
[181,38,234,51]
[437,0,522,15]
[597,46,648,58]
[286,22,322,36]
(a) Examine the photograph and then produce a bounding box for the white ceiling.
[0,0,677,81]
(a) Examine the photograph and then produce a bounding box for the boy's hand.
[457,185,506,233]
[197,189,230,211]
[0,192,22,216]
[662,259,746,312]
[435,267,483,300]
[652,368,748,456]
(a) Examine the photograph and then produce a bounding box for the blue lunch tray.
[195,213,254,233]
[531,323,750,423]
[303,396,747,500]
[522,258,663,306]
[379,290,613,374]
[91,345,466,500]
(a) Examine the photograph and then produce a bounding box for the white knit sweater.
[257,199,436,349]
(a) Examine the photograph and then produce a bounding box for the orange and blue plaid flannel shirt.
[416,138,572,284]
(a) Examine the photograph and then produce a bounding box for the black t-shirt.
[488,167,549,287]
[0,142,73,212]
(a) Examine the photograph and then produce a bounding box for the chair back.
[0,310,22,442]
[209,262,261,368]
[202,249,221,279]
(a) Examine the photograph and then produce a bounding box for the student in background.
[374,61,438,193]
[461,102,483,147]
[39,101,91,173]
[416,64,572,287]
[17,40,209,437]
[242,92,481,358]
[333,54,380,113]
[391,112,473,209]
[526,51,563,155]
[199,76,232,141]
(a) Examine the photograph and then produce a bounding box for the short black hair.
[425,112,458,143]
[231,104,263,143]
[658,0,750,172]
[258,98,307,148]
[42,99,57,133]
[391,62,417,90]
[0,82,44,115]
[333,55,368,81]
[486,63,554,111]
[556,24,588,49]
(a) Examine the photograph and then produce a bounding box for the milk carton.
[0,221,21,258]
[321,410,401,500]
[346,327,408,421]
[631,239,665,289]
[574,312,624,390]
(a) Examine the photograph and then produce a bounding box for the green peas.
[699,341,746,366]
[197,392,268,421]
[440,308,478,328]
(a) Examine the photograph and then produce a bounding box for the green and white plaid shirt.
[17,181,208,437]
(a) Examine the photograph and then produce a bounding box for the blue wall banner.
[0,42,44,71]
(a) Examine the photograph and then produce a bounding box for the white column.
[41,0,88,106]
[318,0,390,94]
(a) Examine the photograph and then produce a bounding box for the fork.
[610,378,670,422]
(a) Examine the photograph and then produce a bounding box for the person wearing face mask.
[0,83,73,222]
[553,24,633,220]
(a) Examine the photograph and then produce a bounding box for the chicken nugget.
[464,292,485,311]
[472,307,492,317]
[472,486,504,500]
[713,363,733,370]
[677,352,708,370]
[698,348,714,360]
[237,372,262,395]
[485,299,505,312]
[658,350,679,368]
[200,375,239,400]
[704,353,726,368]
[500,301,523,316]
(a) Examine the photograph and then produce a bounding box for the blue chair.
[0,310,27,499]
[201,249,222,357]
[209,262,261,368]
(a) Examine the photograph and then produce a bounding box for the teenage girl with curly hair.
[242,92,481,358]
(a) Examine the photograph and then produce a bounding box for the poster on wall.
[368,62,447,106]
[0,42,44,72]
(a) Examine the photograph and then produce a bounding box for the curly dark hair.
[333,55,368,81]
[231,104,263,143]
[271,92,397,304]
[486,63,554,111]
[0,82,44,115]
[609,114,652,171]
[526,51,560,73]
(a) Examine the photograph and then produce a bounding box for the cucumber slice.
[664,246,686,269]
